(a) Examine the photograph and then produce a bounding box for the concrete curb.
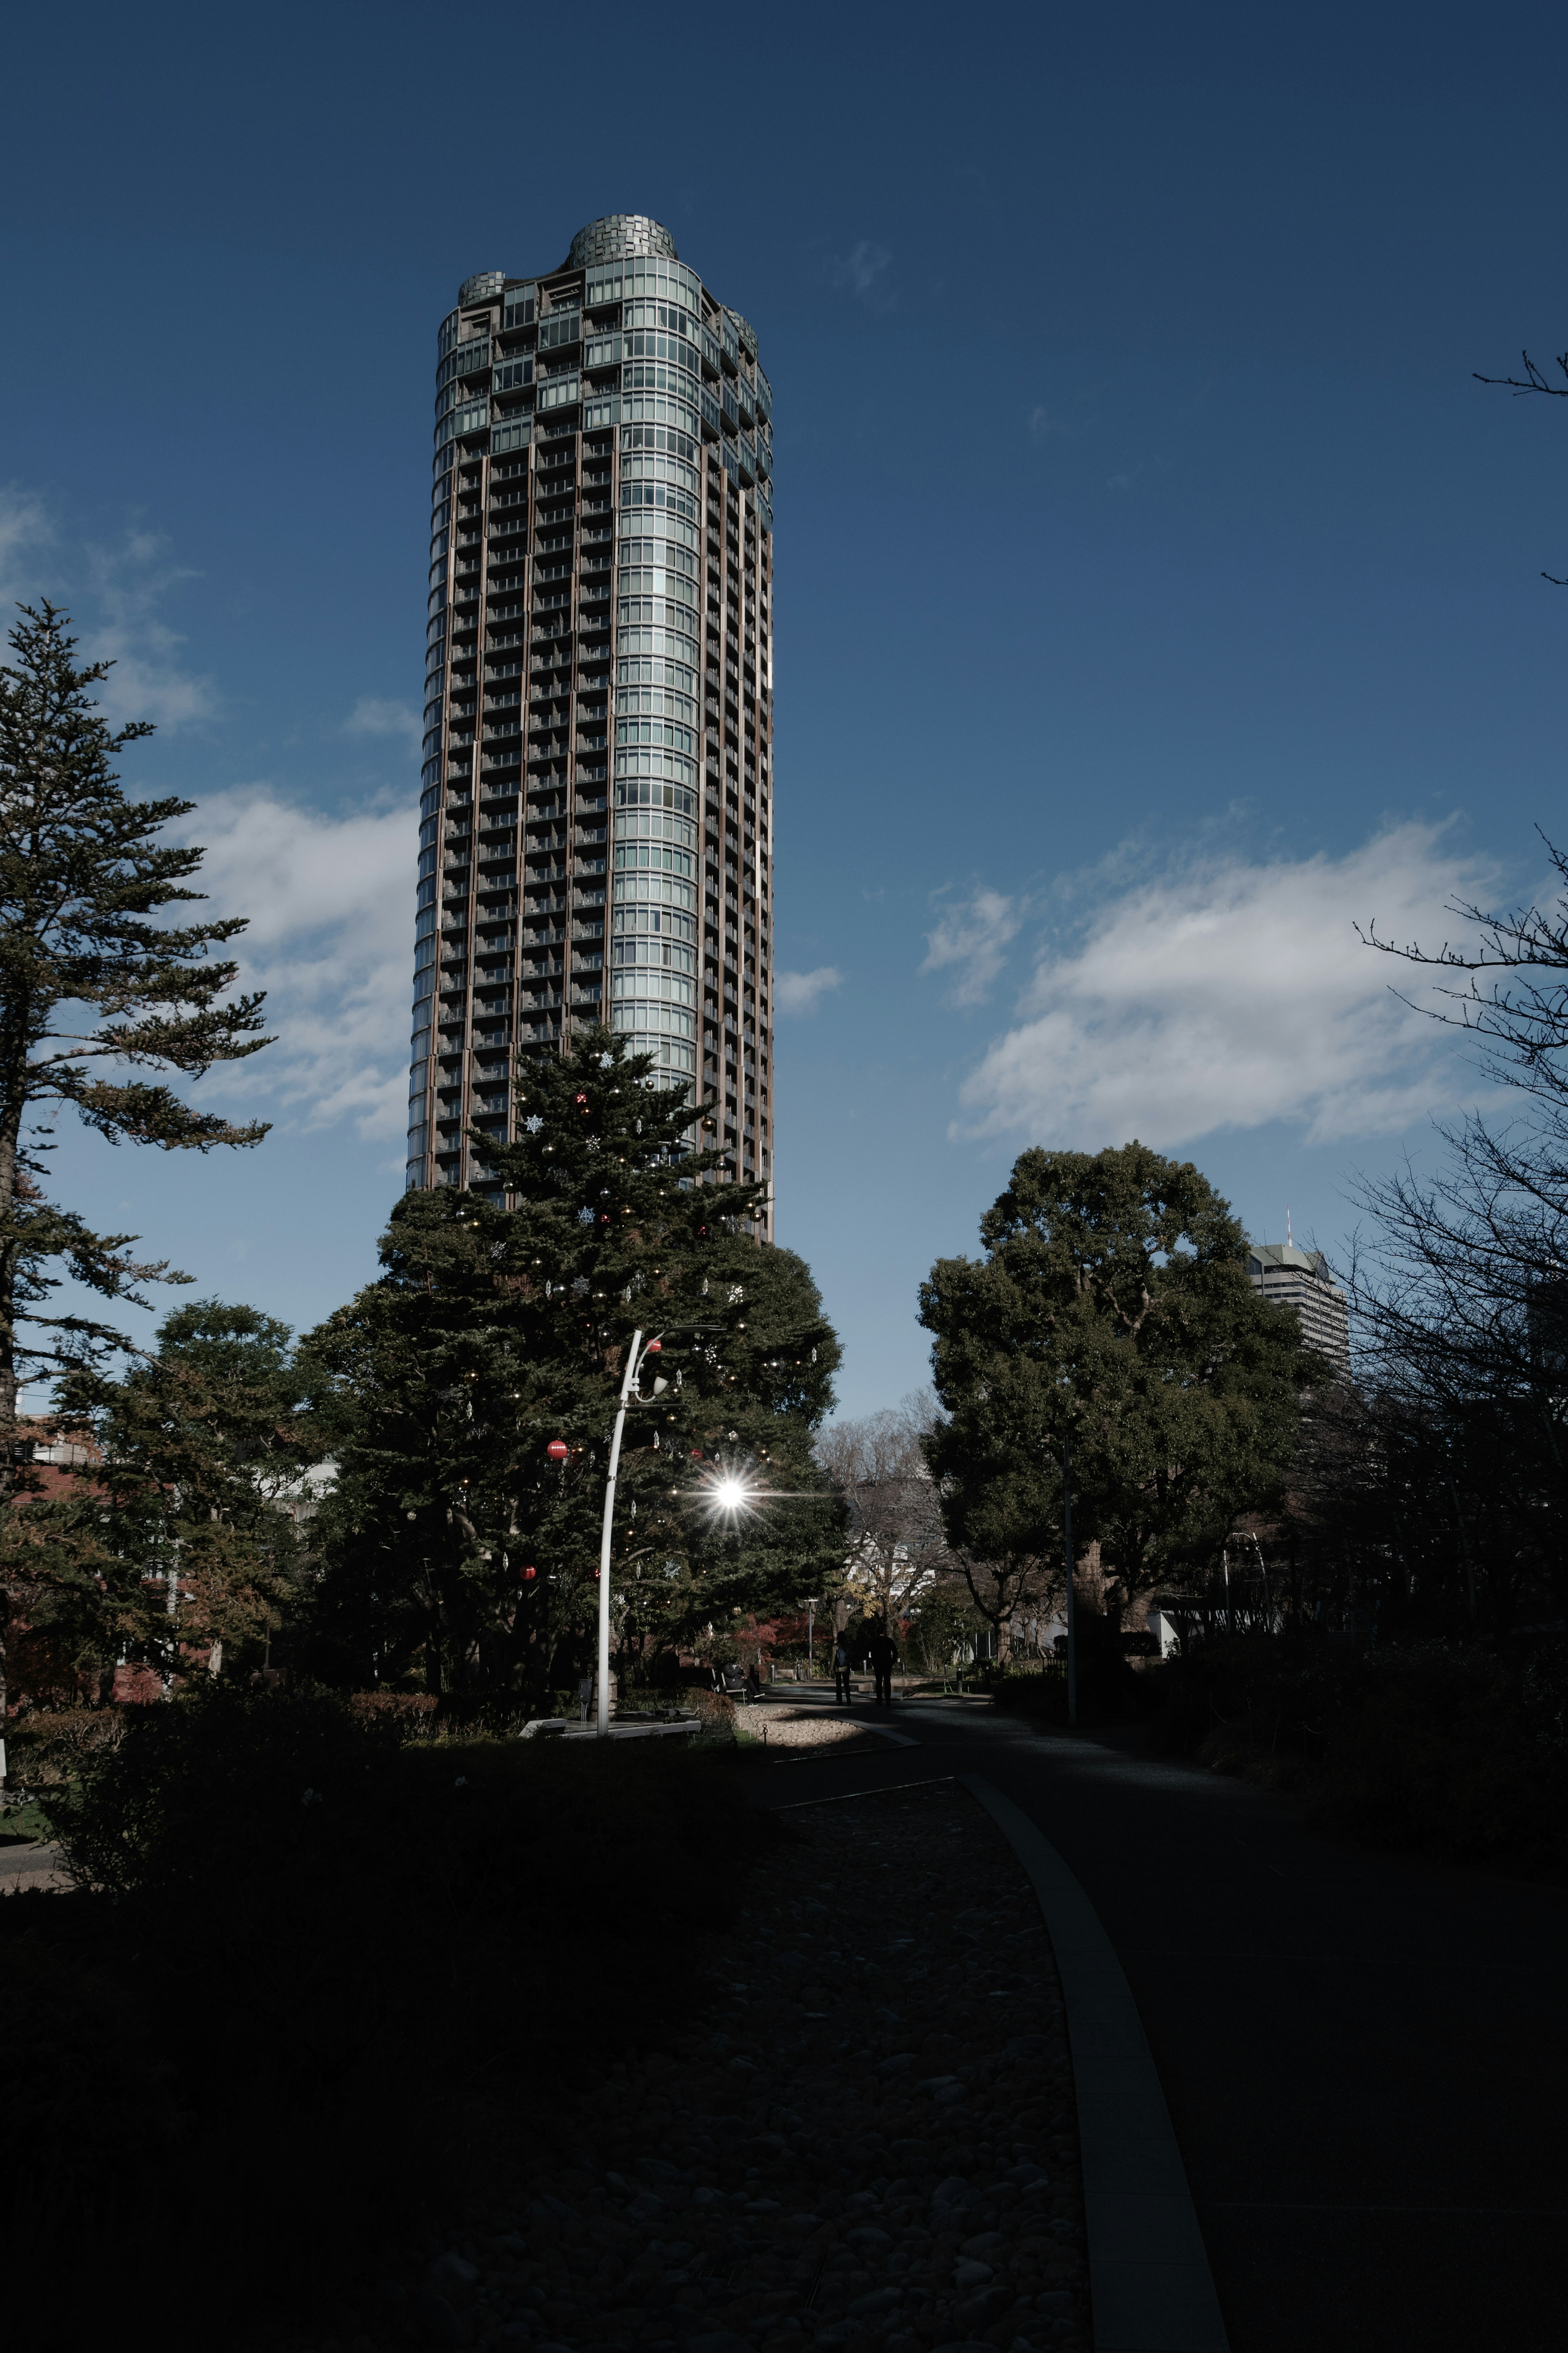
[960,1773,1229,2353]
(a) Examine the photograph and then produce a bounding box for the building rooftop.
[565,214,678,269]
[1248,1242,1335,1281]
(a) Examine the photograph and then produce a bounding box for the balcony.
[438,338,491,393]
[535,373,581,413]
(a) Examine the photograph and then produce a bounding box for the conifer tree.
[303,1027,840,1700]
[0,604,271,1743]
[920,1143,1320,1633]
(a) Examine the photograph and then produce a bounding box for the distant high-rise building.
[1246,1242,1350,1377]
[405,214,775,1224]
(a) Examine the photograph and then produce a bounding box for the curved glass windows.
[616,654,697,699]
[619,423,697,465]
[615,682,697,729]
[582,254,702,312]
[616,715,695,757]
[623,299,695,338]
[614,807,697,853]
[437,338,491,393]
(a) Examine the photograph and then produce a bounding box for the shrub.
[4,1679,772,2347]
[1149,1632,1568,1867]
[4,1705,126,1790]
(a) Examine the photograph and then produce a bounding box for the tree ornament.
[522,1565,537,1580]
[546,1439,569,1463]
[525,1115,543,1133]
[600,1051,614,1068]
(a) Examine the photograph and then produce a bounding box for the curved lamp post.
[595,1327,666,1739]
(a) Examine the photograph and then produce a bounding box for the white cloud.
[0,484,54,610]
[775,966,844,1016]
[829,241,893,306]
[922,886,1025,1006]
[958,823,1500,1149]
[83,529,214,730]
[174,787,419,1139]
[344,695,421,749]
[0,493,212,732]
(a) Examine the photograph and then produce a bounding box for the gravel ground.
[737,1710,902,1753]
[320,1776,1089,2353]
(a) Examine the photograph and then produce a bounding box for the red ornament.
[546,1439,569,1464]
[575,1093,588,1106]
[645,1340,662,1354]
[521,1565,537,1582]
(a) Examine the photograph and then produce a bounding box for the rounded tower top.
[566,214,678,269]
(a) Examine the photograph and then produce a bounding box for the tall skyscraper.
[1245,1242,1351,1378]
[405,214,775,1223]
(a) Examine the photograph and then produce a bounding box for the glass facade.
[406,213,775,1224]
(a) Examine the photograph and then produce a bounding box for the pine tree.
[0,604,272,1745]
[303,1027,840,1702]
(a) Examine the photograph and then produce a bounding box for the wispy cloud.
[82,528,215,730]
[775,966,844,1016]
[0,484,55,611]
[829,241,893,308]
[344,695,421,749]
[922,886,1026,1006]
[0,491,213,730]
[957,823,1500,1149]
[174,787,419,1140]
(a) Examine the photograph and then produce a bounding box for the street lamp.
[1062,1428,1077,1731]
[594,1327,665,1739]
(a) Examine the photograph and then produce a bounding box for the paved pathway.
[750,1695,1568,2353]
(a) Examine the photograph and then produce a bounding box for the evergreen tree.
[0,604,270,1421]
[303,1028,840,1701]
[0,604,271,1740]
[11,1302,311,1697]
[920,1143,1321,1631]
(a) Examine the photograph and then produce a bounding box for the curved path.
[754,1694,1568,2353]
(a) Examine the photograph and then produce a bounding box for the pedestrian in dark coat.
[867,1628,898,1705]
[833,1637,853,1704]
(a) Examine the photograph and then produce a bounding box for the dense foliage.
[302,1026,842,1699]
[5,1302,311,1702]
[920,1143,1323,1642]
[0,604,270,1731]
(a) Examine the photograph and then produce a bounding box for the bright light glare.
[714,1478,749,1512]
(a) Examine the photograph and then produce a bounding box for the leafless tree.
[816,1391,953,1630]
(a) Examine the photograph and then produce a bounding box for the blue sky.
[4,1,1566,1414]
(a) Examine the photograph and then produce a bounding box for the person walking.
[577,1671,594,1724]
[868,1626,899,1706]
[833,1636,853,1705]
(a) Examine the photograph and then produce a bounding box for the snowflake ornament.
[577,1207,594,1225]
[525,1115,543,1134]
